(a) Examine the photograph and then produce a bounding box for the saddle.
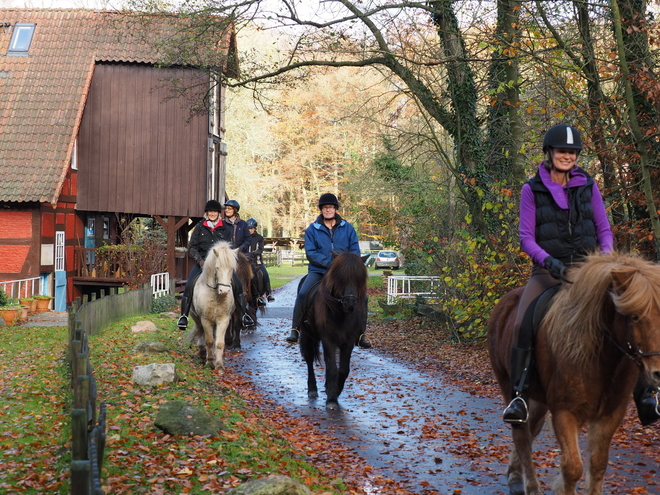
[519,285,560,349]
[298,275,322,323]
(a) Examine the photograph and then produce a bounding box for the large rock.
[155,400,226,437]
[131,320,158,333]
[133,341,169,354]
[227,475,312,495]
[132,363,176,386]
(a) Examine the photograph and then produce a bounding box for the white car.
[374,250,401,269]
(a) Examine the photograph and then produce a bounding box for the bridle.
[607,317,660,367]
[205,267,232,292]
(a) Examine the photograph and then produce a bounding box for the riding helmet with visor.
[224,199,240,212]
[542,124,583,153]
[246,218,258,229]
[318,193,339,210]
[204,199,223,212]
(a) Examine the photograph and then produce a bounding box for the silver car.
[374,250,401,269]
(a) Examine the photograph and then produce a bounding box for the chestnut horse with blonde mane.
[488,251,660,495]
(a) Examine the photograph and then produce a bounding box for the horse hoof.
[509,482,525,495]
[326,400,340,410]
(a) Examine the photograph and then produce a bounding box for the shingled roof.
[0,8,238,206]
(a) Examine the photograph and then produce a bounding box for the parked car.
[374,250,401,269]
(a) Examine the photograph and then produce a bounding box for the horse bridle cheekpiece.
[612,316,660,368]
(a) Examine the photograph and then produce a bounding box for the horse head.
[326,251,368,314]
[203,242,238,297]
[611,264,660,387]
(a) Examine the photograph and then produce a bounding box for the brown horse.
[488,251,660,495]
[224,251,256,350]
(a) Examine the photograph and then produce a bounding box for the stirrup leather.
[503,396,529,424]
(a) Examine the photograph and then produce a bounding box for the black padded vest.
[528,167,598,266]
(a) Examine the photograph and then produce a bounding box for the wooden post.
[71,408,88,460]
[70,460,90,495]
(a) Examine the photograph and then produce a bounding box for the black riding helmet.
[542,124,583,153]
[318,193,339,209]
[224,199,240,212]
[247,218,258,229]
[205,199,223,212]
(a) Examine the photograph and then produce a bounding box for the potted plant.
[33,294,54,312]
[19,297,36,314]
[0,289,21,326]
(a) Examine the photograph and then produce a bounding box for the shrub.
[151,295,178,313]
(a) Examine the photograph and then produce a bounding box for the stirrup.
[257,296,267,307]
[286,328,299,343]
[242,313,255,328]
[503,396,529,424]
[177,315,188,331]
[357,334,372,349]
[267,295,275,302]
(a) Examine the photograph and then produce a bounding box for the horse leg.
[584,404,628,495]
[202,320,216,370]
[213,315,231,371]
[300,331,318,399]
[322,342,340,409]
[336,345,354,398]
[551,410,583,495]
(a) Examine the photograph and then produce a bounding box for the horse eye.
[630,315,640,323]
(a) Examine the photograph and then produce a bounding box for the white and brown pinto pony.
[189,241,238,371]
[488,251,660,495]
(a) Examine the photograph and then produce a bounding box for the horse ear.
[611,266,638,293]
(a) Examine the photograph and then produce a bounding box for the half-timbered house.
[0,9,238,310]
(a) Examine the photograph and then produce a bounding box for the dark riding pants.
[291,272,324,330]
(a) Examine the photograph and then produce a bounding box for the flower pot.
[35,298,52,312]
[19,298,34,314]
[0,308,19,326]
[19,305,29,321]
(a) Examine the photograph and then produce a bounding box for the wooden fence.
[68,284,153,494]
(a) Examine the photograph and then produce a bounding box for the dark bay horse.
[300,251,368,410]
[224,251,256,350]
[488,251,660,495]
[188,241,237,371]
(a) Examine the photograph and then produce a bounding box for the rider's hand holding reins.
[544,256,571,283]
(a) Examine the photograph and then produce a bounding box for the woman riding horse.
[177,199,254,331]
[503,123,659,426]
[286,193,371,349]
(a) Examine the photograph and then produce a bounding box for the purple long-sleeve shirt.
[520,163,614,266]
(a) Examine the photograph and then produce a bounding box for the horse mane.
[544,250,660,366]
[203,241,238,275]
[315,252,368,328]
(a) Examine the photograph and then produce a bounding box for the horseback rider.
[286,193,371,349]
[503,124,660,427]
[246,217,274,305]
[223,199,250,253]
[177,199,255,331]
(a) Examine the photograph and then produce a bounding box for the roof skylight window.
[8,23,36,56]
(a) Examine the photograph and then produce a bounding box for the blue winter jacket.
[304,214,360,274]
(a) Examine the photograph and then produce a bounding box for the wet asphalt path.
[224,279,659,495]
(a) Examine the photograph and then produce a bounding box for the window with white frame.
[8,23,36,55]
[55,231,65,271]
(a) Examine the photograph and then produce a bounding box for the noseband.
[206,270,232,291]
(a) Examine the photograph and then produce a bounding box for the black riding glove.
[544,256,566,280]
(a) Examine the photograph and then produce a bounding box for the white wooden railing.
[387,275,442,305]
[150,273,170,299]
[0,277,42,300]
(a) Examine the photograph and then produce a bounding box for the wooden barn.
[0,9,238,310]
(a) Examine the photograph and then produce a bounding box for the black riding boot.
[177,294,189,331]
[634,380,660,426]
[502,346,533,424]
[237,292,255,329]
[287,304,302,343]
